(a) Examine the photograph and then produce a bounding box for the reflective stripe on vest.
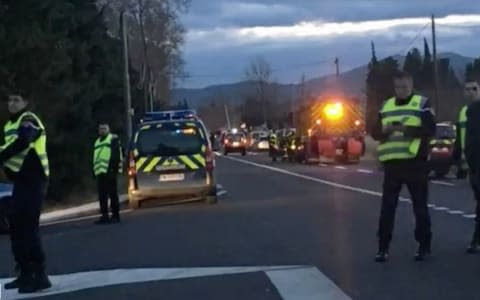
[1,112,49,176]
[458,105,467,151]
[93,134,123,175]
[93,134,113,176]
[377,95,424,162]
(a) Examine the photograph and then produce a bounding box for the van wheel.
[129,199,140,209]
[242,150,246,156]
[206,195,218,204]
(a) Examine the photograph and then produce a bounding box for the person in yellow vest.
[453,96,469,179]
[371,71,436,262]
[0,94,51,293]
[460,79,480,253]
[93,122,122,224]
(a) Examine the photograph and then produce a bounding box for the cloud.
[178,1,480,88]
[187,14,480,48]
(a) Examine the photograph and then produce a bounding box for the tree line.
[0,0,188,202]
[366,38,480,132]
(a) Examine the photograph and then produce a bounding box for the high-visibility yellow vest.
[458,105,467,151]
[93,134,123,176]
[269,134,277,145]
[377,95,425,162]
[1,111,49,177]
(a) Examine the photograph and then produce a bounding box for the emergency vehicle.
[127,110,217,209]
[429,122,456,178]
[296,96,365,163]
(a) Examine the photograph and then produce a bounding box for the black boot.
[467,224,480,254]
[4,264,28,290]
[375,243,389,263]
[18,264,52,294]
[415,243,431,261]
[110,214,121,223]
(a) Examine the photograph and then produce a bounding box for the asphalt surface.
[0,152,479,299]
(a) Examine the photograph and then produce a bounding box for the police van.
[127,110,217,209]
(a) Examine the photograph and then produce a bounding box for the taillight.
[224,139,230,145]
[128,152,136,177]
[206,147,215,171]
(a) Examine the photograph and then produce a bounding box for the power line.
[395,21,430,56]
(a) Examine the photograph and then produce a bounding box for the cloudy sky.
[178,0,480,88]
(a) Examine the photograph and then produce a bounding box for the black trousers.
[377,163,432,249]
[97,173,119,217]
[9,179,47,270]
[468,174,480,242]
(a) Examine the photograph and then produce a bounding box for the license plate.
[159,173,185,182]
[233,142,240,146]
[336,149,344,155]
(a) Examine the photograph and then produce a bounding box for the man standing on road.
[93,123,122,224]
[268,130,278,162]
[0,93,52,293]
[453,80,480,180]
[462,79,480,253]
[372,71,436,262]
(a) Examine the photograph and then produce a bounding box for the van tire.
[206,195,218,204]
[129,199,140,209]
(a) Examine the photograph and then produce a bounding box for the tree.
[403,48,422,86]
[101,0,189,112]
[0,0,145,201]
[365,42,399,133]
[421,38,434,88]
[244,56,274,125]
[465,58,480,81]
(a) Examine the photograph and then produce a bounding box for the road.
[0,152,479,299]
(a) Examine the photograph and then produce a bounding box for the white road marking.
[214,151,222,156]
[221,156,469,220]
[431,180,455,187]
[222,155,383,198]
[217,190,228,196]
[463,214,476,219]
[335,166,347,170]
[357,169,374,174]
[447,210,465,215]
[216,184,224,190]
[319,163,328,167]
[0,266,350,300]
[266,266,351,300]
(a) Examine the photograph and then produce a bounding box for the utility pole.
[334,57,340,77]
[121,11,133,144]
[224,104,231,129]
[432,14,440,114]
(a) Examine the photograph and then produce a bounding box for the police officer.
[453,80,479,180]
[461,79,480,253]
[93,123,122,224]
[0,93,51,293]
[268,130,278,162]
[372,71,436,262]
